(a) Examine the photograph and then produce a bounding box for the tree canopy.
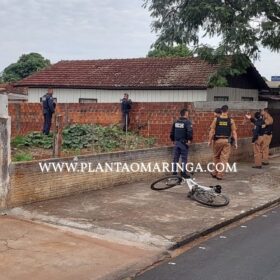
[1,53,51,82]
[144,0,280,85]
[144,0,280,58]
[147,43,193,57]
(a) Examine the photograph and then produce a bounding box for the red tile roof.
[15,57,221,90]
[0,83,27,94]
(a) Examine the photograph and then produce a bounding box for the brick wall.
[8,139,252,208]
[9,102,253,145]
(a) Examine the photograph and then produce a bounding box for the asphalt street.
[136,206,280,280]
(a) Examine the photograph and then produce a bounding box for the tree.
[143,0,280,85]
[1,53,51,82]
[147,43,193,57]
[144,0,280,57]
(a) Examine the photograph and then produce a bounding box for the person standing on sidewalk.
[120,93,132,132]
[251,112,265,168]
[42,88,55,135]
[246,111,266,169]
[208,105,238,180]
[170,109,193,178]
[261,108,273,165]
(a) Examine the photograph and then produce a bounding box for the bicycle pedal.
[214,185,222,193]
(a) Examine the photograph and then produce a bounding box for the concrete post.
[0,95,11,209]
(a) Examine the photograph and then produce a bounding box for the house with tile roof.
[14,57,269,103]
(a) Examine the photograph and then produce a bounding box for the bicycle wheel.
[192,189,229,207]
[151,175,182,191]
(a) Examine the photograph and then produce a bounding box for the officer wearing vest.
[250,112,265,168]
[261,108,273,165]
[42,88,55,135]
[170,109,193,178]
[208,105,238,180]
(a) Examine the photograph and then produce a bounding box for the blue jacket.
[42,94,55,114]
[121,98,132,114]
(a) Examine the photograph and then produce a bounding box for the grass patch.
[13,152,33,162]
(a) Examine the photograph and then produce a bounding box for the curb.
[169,197,280,250]
[104,197,280,280]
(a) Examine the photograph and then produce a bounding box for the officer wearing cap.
[208,105,238,180]
[42,88,55,135]
[170,109,193,178]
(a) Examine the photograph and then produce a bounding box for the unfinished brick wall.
[8,102,252,145]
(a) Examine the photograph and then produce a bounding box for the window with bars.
[214,96,229,101]
[241,97,254,101]
[79,98,98,103]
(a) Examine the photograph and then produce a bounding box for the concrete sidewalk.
[4,156,280,279]
[0,216,164,280]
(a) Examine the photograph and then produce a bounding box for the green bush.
[11,133,53,149]
[11,124,156,153]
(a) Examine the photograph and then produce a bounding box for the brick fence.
[9,102,256,144]
[8,138,253,208]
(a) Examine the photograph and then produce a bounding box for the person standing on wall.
[261,108,273,165]
[170,109,193,178]
[120,93,132,132]
[208,105,238,180]
[42,88,55,135]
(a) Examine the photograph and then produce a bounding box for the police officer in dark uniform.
[42,88,55,135]
[170,109,193,178]
[120,93,132,132]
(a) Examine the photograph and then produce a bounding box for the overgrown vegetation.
[11,124,156,161]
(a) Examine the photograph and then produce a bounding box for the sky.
[0,0,279,80]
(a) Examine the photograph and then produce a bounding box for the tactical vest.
[215,117,231,138]
[174,120,188,141]
[264,124,273,135]
[254,118,265,136]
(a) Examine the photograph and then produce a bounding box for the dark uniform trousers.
[43,111,53,135]
[172,141,188,173]
[122,112,130,131]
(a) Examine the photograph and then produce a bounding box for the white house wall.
[27,88,208,103]
[207,87,258,101]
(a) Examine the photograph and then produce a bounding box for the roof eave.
[14,84,207,91]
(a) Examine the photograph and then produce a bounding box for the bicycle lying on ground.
[151,174,230,207]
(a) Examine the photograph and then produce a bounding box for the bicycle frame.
[152,175,228,206]
[181,177,212,192]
